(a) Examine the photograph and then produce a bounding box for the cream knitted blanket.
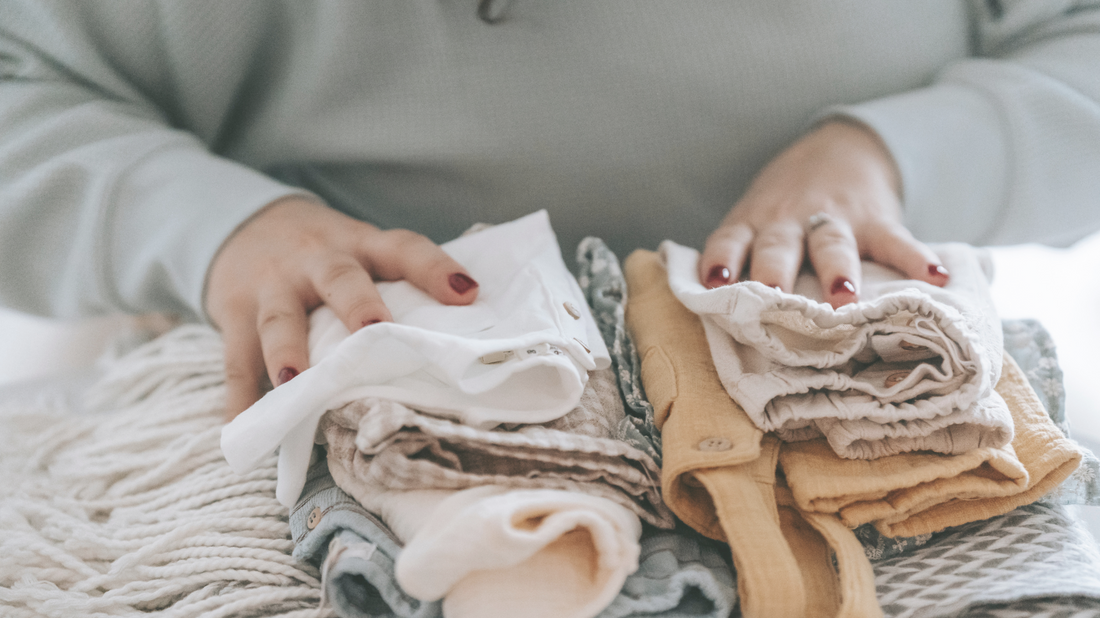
[0,326,328,618]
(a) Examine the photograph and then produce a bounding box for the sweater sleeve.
[829,0,1100,248]
[0,1,305,321]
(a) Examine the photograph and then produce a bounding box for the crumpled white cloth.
[222,211,611,506]
[387,485,642,618]
[661,240,1012,459]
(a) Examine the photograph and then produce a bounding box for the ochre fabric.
[781,353,1082,538]
[624,250,881,618]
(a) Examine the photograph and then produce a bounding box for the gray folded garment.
[320,366,674,529]
[291,453,734,618]
[874,501,1100,618]
[291,454,441,618]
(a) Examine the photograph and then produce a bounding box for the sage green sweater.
[1,0,1099,321]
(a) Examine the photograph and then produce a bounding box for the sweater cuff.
[110,137,310,322]
[824,82,1010,245]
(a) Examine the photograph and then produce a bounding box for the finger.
[221,313,266,421]
[748,221,804,292]
[360,229,480,305]
[255,288,311,389]
[700,223,753,288]
[309,252,393,332]
[806,216,862,308]
[861,223,950,287]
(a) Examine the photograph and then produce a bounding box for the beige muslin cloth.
[624,249,881,618]
[782,352,1083,537]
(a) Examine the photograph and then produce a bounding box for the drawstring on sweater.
[477,0,513,23]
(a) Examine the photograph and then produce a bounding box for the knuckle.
[223,363,256,386]
[754,228,798,251]
[344,297,389,323]
[379,228,431,252]
[256,306,298,333]
[318,258,366,288]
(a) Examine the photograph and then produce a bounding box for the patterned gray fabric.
[576,237,662,465]
[1003,319,1100,507]
[874,501,1100,617]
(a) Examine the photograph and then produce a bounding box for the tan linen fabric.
[320,368,674,529]
[781,353,1082,537]
[624,249,881,618]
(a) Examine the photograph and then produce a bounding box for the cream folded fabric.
[317,368,674,528]
[661,240,1011,460]
[222,211,611,506]
[782,353,1083,538]
[377,485,642,618]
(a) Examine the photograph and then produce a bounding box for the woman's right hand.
[205,197,480,420]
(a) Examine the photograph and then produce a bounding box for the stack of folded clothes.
[224,213,737,618]
[221,211,1100,618]
[628,241,1092,617]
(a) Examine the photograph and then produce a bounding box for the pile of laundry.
[220,211,1100,618]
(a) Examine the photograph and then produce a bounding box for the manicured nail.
[706,266,731,288]
[361,319,382,328]
[449,273,479,295]
[928,264,950,280]
[276,367,298,386]
[831,277,857,296]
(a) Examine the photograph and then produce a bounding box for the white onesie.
[221,211,611,505]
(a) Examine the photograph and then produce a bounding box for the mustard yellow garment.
[781,353,1083,538]
[624,250,882,618]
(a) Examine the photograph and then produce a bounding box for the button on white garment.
[563,301,582,320]
[221,211,612,507]
[696,437,732,452]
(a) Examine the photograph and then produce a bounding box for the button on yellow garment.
[624,250,881,618]
[781,352,1082,538]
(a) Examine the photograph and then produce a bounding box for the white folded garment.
[221,211,611,506]
[661,240,1012,459]
[390,485,642,618]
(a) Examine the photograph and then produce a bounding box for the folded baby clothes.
[661,240,1012,460]
[293,452,733,618]
[317,369,674,528]
[782,353,1083,538]
[371,485,641,618]
[290,452,442,618]
[624,249,881,618]
[576,237,662,464]
[221,210,612,506]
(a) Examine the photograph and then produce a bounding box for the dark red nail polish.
[361,319,382,328]
[449,273,479,295]
[706,266,731,288]
[831,277,857,296]
[277,367,298,386]
[928,264,950,280]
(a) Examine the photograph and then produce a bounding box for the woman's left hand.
[698,120,950,308]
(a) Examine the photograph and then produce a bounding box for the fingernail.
[361,319,382,328]
[831,277,857,296]
[277,367,298,386]
[928,264,950,280]
[706,266,731,288]
[449,273,479,295]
